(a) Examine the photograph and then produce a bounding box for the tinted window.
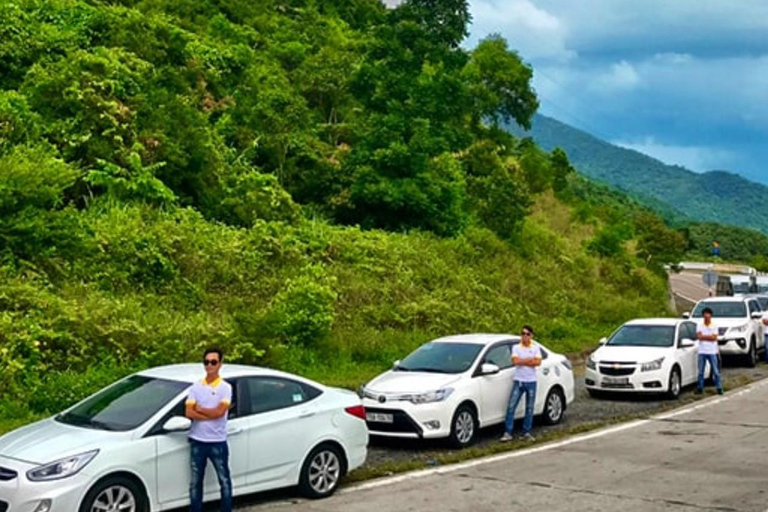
[484,344,513,369]
[243,377,322,415]
[749,300,760,314]
[397,342,484,374]
[692,301,747,318]
[607,325,675,347]
[758,297,768,310]
[57,376,189,432]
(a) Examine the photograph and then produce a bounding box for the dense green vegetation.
[510,114,768,234]
[0,0,682,424]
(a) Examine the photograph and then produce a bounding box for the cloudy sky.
[459,1,768,183]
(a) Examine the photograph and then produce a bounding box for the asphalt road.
[668,271,711,303]
[246,378,768,512]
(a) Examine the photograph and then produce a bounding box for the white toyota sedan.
[0,364,368,512]
[585,318,706,398]
[360,334,575,448]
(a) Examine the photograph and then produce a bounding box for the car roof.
[698,296,751,303]
[624,318,683,327]
[136,363,305,384]
[430,333,521,345]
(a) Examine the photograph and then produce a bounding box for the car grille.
[0,466,17,481]
[718,327,728,336]
[365,407,423,436]
[599,363,636,376]
[602,381,634,389]
[0,500,8,512]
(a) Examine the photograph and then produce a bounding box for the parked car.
[585,318,708,398]
[684,296,765,366]
[359,334,575,448]
[0,364,368,512]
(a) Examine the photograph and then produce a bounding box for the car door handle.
[299,410,315,419]
[227,427,243,436]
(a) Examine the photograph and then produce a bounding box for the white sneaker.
[522,433,536,442]
[500,433,513,442]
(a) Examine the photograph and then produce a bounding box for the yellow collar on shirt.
[201,377,222,388]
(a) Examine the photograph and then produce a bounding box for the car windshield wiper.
[401,367,447,374]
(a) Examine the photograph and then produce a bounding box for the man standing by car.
[696,308,723,395]
[501,325,542,442]
[185,348,233,512]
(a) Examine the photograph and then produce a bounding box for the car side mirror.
[751,312,763,320]
[680,339,696,349]
[682,312,691,319]
[480,363,500,376]
[598,337,608,345]
[163,416,191,433]
[392,360,401,370]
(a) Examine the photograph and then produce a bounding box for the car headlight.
[27,450,99,482]
[586,356,596,370]
[729,324,749,334]
[641,358,664,372]
[409,388,454,404]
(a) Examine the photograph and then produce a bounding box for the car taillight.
[345,405,366,420]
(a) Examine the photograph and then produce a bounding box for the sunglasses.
[521,331,532,336]
[203,359,220,366]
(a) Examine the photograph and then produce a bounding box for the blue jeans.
[190,439,232,512]
[698,353,722,391]
[504,381,537,435]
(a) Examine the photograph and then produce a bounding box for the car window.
[749,300,760,315]
[677,323,696,347]
[484,344,512,369]
[758,297,768,311]
[242,377,322,416]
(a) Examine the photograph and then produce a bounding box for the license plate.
[366,413,394,424]
[603,377,629,385]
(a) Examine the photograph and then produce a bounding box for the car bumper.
[585,367,668,393]
[717,337,750,355]
[0,456,88,512]
[362,399,454,439]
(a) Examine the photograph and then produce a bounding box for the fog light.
[34,500,52,512]
[737,338,747,349]
[423,421,441,430]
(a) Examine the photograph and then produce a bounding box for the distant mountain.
[509,114,768,233]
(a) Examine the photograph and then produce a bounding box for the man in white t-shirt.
[501,325,542,442]
[696,307,723,395]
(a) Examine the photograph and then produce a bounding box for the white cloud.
[589,60,641,92]
[467,0,574,61]
[614,137,735,172]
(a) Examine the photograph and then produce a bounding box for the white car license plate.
[603,377,629,385]
[366,412,394,424]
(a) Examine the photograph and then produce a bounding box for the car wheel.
[299,444,345,499]
[542,387,566,425]
[449,404,477,449]
[666,367,682,400]
[746,337,757,367]
[79,476,148,512]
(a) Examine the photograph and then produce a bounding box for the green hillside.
[509,114,768,233]
[0,0,681,426]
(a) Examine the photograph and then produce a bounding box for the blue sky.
[464,0,768,183]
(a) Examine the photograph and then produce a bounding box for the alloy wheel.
[90,485,137,512]
[455,410,475,444]
[308,449,341,495]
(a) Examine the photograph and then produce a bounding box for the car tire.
[746,337,757,368]
[79,475,148,512]
[299,443,345,499]
[449,403,478,449]
[542,387,566,425]
[666,367,682,400]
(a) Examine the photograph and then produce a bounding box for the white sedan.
[585,318,707,398]
[0,364,368,512]
[360,334,575,448]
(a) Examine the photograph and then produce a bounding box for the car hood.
[592,345,671,363]
[0,418,125,465]
[365,371,462,394]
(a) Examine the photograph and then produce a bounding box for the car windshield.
[733,282,752,294]
[56,376,189,432]
[692,301,747,318]
[397,342,483,374]
[607,325,675,347]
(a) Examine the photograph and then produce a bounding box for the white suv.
[685,296,765,366]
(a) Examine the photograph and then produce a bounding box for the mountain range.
[508,114,768,233]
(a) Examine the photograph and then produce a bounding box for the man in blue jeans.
[185,348,233,512]
[696,308,723,395]
[501,325,542,442]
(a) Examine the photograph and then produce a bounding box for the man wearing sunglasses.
[501,325,542,442]
[185,348,234,512]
